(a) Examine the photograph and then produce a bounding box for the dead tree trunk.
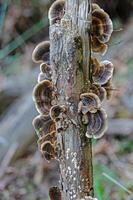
[50,0,93,199]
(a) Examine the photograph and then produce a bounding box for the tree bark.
[50,0,93,199]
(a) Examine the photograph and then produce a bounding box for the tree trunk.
[50,0,93,199]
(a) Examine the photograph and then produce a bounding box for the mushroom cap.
[32,115,56,137]
[79,93,101,114]
[41,131,56,144]
[93,60,114,85]
[32,41,50,63]
[49,186,62,200]
[48,0,65,25]
[38,140,55,161]
[50,105,67,121]
[92,8,113,43]
[32,80,54,115]
[85,108,107,139]
[90,84,106,102]
[40,63,50,73]
[91,36,107,54]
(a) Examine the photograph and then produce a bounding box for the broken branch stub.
[49,0,94,199]
[32,0,114,199]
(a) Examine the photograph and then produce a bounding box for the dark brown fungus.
[32,80,54,115]
[32,41,50,63]
[49,186,62,200]
[48,0,65,25]
[50,105,67,122]
[78,93,101,115]
[84,108,107,139]
[32,115,56,137]
[92,8,113,43]
[91,36,108,54]
[38,138,56,161]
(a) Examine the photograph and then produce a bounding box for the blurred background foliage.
[0,0,133,199]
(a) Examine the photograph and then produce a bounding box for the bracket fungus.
[92,59,114,85]
[32,41,50,63]
[48,0,65,25]
[78,93,101,114]
[32,115,55,137]
[32,1,114,198]
[32,80,55,115]
[50,105,68,132]
[91,3,113,54]
[38,140,56,161]
[89,84,106,102]
[84,108,107,139]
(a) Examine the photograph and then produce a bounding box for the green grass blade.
[0,17,48,59]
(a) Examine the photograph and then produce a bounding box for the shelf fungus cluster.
[32,40,58,162]
[91,3,113,55]
[32,24,69,161]
[32,0,114,199]
[77,3,114,139]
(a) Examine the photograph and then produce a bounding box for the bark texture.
[50,0,93,199]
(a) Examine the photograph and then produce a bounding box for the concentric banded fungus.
[38,140,55,161]
[92,8,113,43]
[43,131,56,144]
[50,105,67,132]
[32,41,50,63]
[91,36,107,54]
[90,84,106,102]
[84,108,107,139]
[93,60,114,85]
[49,186,62,200]
[78,93,101,114]
[48,0,65,25]
[32,80,54,115]
[32,115,55,137]
[50,105,67,122]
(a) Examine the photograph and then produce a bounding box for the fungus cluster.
[32,40,57,161]
[32,0,114,199]
[78,3,114,139]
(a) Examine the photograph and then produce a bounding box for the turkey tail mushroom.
[90,84,106,102]
[92,7,113,43]
[91,36,107,55]
[32,115,56,137]
[92,60,114,85]
[48,0,65,25]
[78,93,101,115]
[82,108,107,139]
[32,41,50,63]
[38,140,56,161]
[32,80,55,115]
